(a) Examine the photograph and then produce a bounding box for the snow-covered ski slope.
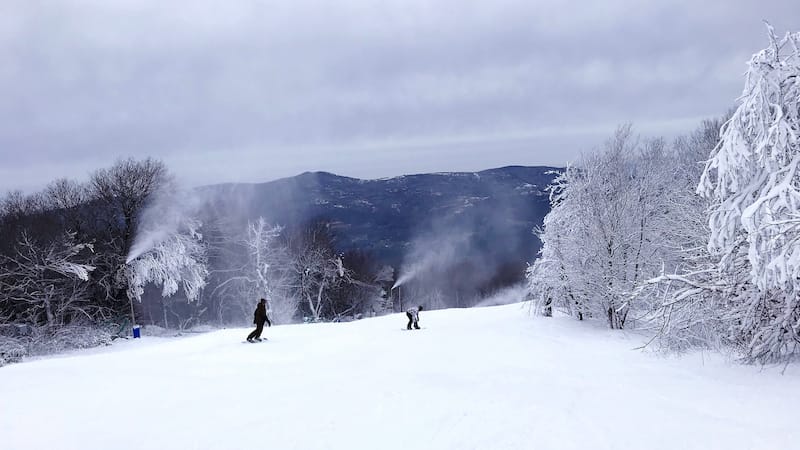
[1,303,798,450]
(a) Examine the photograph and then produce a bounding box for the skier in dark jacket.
[247,298,272,342]
[406,305,423,330]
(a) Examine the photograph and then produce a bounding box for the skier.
[406,305,423,330]
[247,298,272,342]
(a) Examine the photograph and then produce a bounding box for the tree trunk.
[163,299,169,328]
[543,296,552,317]
[314,282,326,321]
[44,295,55,327]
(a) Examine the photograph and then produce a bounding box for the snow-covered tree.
[527,211,578,319]
[126,218,208,307]
[528,127,679,329]
[635,118,728,352]
[297,250,350,322]
[0,232,96,327]
[243,218,294,321]
[207,218,294,324]
[697,26,800,362]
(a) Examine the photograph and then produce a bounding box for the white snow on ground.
[1,303,799,450]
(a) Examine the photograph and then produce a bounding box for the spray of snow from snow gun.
[393,231,469,291]
[390,271,416,311]
[390,231,471,312]
[125,187,202,264]
[126,230,170,264]
[391,269,417,290]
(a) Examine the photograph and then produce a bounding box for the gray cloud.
[1,0,795,192]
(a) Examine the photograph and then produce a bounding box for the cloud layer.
[1,0,795,191]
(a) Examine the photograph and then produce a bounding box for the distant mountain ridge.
[199,165,559,275]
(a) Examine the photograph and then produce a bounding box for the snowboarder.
[406,305,423,330]
[247,298,272,342]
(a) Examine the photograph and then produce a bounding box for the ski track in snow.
[1,303,798,450]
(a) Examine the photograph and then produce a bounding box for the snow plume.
[126,185,203,264]
[394,184,533,309]
[124,182,209,304]
[393,231,468,289]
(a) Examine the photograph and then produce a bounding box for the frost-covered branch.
[696,26,800,362]
[126,218,208,303]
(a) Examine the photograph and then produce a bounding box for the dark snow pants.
[247,322,265,340]
[406,312,420,330]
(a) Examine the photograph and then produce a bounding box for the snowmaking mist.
[395,229,520,307]
[126,185,204,264]
[392,231,468,290]
[125,178,272,264]
[392,176,538,309]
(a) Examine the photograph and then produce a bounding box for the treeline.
[0,158,400,363]
[527,29,800,363]
[0,159,169,330]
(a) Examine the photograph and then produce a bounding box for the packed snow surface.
[1,303,799,450]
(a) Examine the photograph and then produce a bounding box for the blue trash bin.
[132,325,141,339]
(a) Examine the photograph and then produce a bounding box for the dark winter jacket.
[254,303,271,326]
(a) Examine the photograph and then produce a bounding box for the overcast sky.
[1,0,796,192]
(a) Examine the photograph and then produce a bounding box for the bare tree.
[0,232,96,327]
[331,251,392,319]
[43,178,87,211]
[89,157,171,256]
[285,222,351,322]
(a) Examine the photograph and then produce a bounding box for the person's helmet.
[418,305,424,311]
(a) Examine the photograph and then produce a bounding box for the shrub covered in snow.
[22,326,113,358]
[0,336,27,366]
